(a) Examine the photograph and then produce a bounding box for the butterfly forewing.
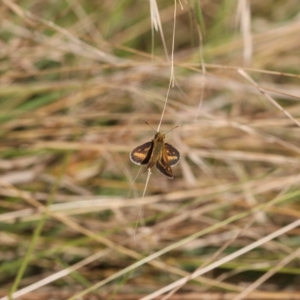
[165,143,180,166]
[130,141,153,165]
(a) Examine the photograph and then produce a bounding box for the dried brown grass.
[0,1,300,299]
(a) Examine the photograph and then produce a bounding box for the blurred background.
[1,0,300,299]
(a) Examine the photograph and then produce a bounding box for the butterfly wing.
[156,149,173,178]
[165,143,180,166]
[130,141,153,165]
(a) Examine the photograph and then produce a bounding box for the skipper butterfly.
[130,130,180,179]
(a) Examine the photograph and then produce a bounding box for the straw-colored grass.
[0,1,300,299]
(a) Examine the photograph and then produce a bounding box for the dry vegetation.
[0,0,300,299]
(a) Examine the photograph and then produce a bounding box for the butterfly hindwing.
[165,143,180,166]
[130,141,153,165]
[156,150,173,178]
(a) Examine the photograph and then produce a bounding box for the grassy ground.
[1,0,300,299]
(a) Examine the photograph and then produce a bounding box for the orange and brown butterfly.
[130,128,180,179]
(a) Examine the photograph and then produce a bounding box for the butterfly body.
[130,132,180,179]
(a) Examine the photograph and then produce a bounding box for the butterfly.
[130,131,180,179]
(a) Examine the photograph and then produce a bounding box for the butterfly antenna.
[145,122,157,132]
[164,125,178,135]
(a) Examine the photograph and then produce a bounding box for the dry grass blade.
[238,69,300,127]
[232,247,300,300]
[140,219,300,300]
[236,0,252,65]
[0,250,109,300]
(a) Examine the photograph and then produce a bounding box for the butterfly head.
[154,132,165,142]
